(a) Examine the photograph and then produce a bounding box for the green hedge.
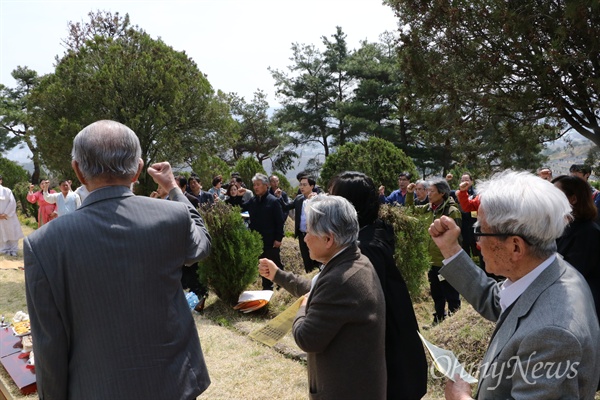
[379,204,431,298]
[198,202,264,304]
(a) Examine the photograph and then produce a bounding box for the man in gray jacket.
[25,120,212,399]
[429,171,600,399]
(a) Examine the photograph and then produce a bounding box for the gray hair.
[305,195,359,247]
[415,179,430,189]
[430,178,451,199]
[476,170,572,259]
[251,173,269,185]
[71,120,141,181]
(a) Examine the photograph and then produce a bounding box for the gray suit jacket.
[25,186,211,400]
[441,251,600,399]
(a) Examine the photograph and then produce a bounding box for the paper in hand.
[417,331,478,384]
[249,295,305,347]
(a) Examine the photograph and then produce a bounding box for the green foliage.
[319,137,418,190]
[234,156,267,186]
[0,157,30,189]
[30,11,230,189]
[228,90,298,173]
[585,146,600,177]
[271,27,355,159]
[0,67,45,183]
[386,0,595,150]
[198,202,264,304]
[190,155,232,189]
[12,181,36,220]
[379,204,430,298]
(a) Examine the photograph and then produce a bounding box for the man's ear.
[71,160,87,185]
[509,236,527,262]
[324,233,336,249]
[132,158,144,182]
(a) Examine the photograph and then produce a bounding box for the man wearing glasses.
[378,172,412,206]
[428,171,600,400]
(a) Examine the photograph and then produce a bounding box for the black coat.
[242,193,284,249]
[557,219,600,321]
[359,220,428,400]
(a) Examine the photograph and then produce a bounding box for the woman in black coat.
[328,171,428,400]
[553,175,600,321]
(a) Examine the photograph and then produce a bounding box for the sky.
[0,0,399,164]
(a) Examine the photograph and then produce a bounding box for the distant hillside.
[542,132,596,177]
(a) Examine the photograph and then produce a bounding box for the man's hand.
[258,258,280,281]
[407,183,416,193]
[428,216,463,259]
[273,240,282,248]
[274,188,282,198]
[378,185,385,195]
[446,173,454,182]
[147,162,177,192]
[445,375,474,400]
[459,181,469,191]
[0,214,7,220]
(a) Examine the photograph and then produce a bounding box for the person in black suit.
[284,176,320,273]
[242,173,285,290]
[176,176,200,208]
[328,171,428,400]
[188,176,214,207]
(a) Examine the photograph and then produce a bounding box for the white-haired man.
[429,171,600,399]
[242,173,285,290]
[25,120,212,399]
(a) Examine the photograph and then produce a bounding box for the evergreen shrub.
[234,156,266,186]
[379,204,431,298]
[319,137,418,190]
[198,202,264,304]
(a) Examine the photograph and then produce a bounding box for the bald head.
[71,120,142,183]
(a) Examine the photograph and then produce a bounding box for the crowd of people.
[2,119,599,399]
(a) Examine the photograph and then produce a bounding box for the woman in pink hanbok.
[27,180,57,227]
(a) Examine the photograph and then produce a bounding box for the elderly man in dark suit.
[429,171,600,399]
[242,173,285,290]
[25,120,212,400]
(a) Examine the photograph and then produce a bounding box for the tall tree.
[0,67,42,182]
[386,0,600,146]
[228,90,298,173]
[30,11,229,192]
[270,27,354,159]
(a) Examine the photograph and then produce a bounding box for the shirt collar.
[499,254,556,313]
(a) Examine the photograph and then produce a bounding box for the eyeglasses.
[473,226,531,245]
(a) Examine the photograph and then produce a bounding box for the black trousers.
[181,262,208,298]
[261,246,284,290]
[428,266,461,318]
[298,232,320,273]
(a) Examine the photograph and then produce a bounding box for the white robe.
[0,185,25,242]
